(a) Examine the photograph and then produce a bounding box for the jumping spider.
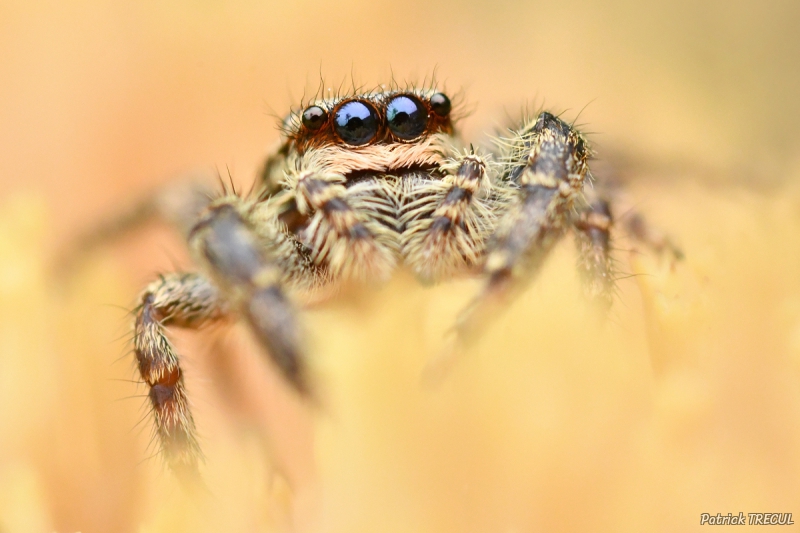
[125,82,677,476]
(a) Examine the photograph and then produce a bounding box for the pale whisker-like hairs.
[401,149,500,281]
[292,169,397,281]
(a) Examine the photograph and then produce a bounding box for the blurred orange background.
[1,0,800,532]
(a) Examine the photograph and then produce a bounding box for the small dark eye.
[334,100,379,145]
[302,105,327,130]
[386,95,428,140]
[430,92,451,117]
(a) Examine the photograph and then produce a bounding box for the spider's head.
[280,89,456,179]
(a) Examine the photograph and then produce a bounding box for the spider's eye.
[386,95,428,140]
[430,92,451,117]
[334,100,379,145]
[301,105,327,130]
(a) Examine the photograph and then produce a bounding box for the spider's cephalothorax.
[255,87,498,284]
[128,83,671,476]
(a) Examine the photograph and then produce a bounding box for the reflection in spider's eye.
[386,95,428,140]
[302,105,327,130]
[430,92,451,117]
[334,100,379,145]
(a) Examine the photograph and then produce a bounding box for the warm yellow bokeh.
[1,0,799,532]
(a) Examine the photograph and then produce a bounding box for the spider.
[118,81,679,478]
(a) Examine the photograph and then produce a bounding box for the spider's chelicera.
[129,82,675,476]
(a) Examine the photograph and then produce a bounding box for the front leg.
[134,272,227,478]
[455,112,590,343]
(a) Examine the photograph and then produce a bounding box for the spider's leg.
[573,198,615,309]
[455,111,591,344]
[55,177,214,278]
[190,202,311,395]
[58,140,291,279]
[134,272,227,478]
[290,169,397,281]
[402,151,497,281]
[621,207,684,260]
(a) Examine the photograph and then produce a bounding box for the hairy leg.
[574,198,615,309]
[422,113,589,383]
[190,201,311,395]
[582,160,684,261]
[58,136,291,278]
[56,176,215,277]
[456,112,590,342]
[134,272,227,477]
[621,208,684,260]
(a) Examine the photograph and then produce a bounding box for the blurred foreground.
[1,171,799,532]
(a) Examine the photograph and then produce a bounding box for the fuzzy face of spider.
[250,87,588,286]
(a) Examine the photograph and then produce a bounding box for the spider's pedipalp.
[291,169,397,281]
[401,151,498,281]
[133,272,227,478]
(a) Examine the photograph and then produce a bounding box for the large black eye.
[430,92,451,117]
[302,105,327,130]
[333,100,379,145]
[386,95,428,140]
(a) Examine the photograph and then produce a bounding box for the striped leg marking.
[294,171,396,280]
[456,112,590,341]
[575,199,615,309]
[134,273,226,476]
[403,154,494,280]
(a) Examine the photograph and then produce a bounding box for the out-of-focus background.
[2,0,800,532]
